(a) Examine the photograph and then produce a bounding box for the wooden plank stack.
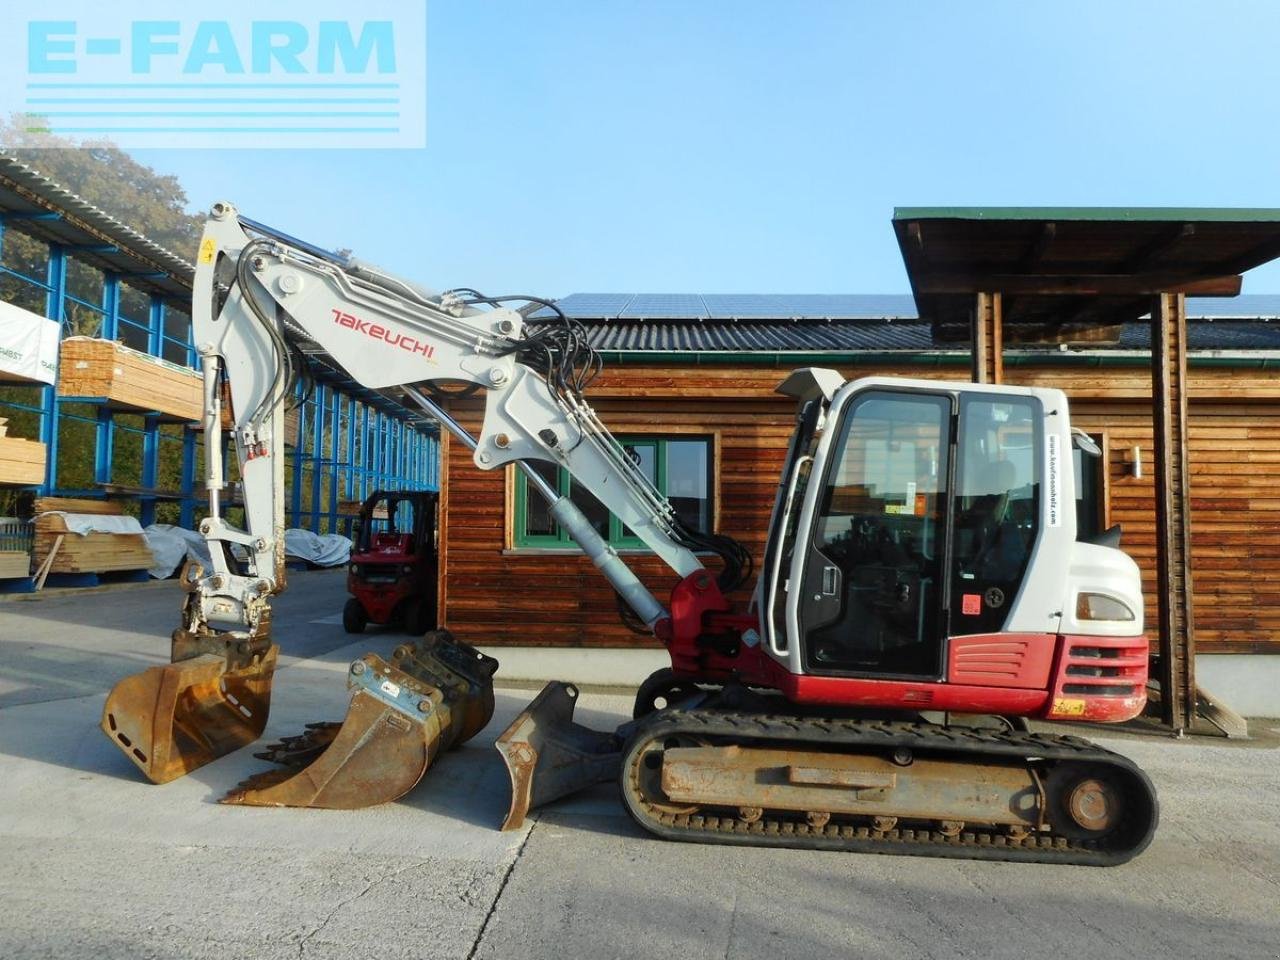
[0,551,28,578]
[0,517,32,578]
[33,496,155,574]
[0,417,46,485]
[57,337,202,421]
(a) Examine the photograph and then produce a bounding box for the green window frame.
[514,436,714,549]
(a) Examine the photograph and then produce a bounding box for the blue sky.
[135,1,1280,296]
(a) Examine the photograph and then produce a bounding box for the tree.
[1,115,204,252]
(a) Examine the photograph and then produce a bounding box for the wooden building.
[436,291,1280,717]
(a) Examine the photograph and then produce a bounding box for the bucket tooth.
[496,681,626,831]
[220,631,498,809]
[101,642,279,784]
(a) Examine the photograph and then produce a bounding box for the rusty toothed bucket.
[220,631,498,808]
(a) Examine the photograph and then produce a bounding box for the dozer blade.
[102,644,279,784]
[496,681,627,831]
[221,631,498,809]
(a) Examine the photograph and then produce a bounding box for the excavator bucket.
[496,681,626,830]
[102,639,279,784]
[221,631,498,809]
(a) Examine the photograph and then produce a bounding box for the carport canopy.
[894,206,1280,342]
[892,206,1280,735]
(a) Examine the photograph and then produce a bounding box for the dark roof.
[893,207,1280,340]
[0,155,193,309]
[530,293,1280,354]
[534,293,917,321]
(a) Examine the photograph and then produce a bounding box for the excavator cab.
[788,387,1044,679]
[501,374,1156,863]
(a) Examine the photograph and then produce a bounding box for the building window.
[514,436,714,548]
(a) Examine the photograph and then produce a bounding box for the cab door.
[761,398,824,656]
[796,390,953,679]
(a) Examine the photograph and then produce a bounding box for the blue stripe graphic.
[34,112,400,118]
[28,82,401,89]
[38,127,402,133]
[26,97,400,104]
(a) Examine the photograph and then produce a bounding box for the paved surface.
[1,570,1278,960]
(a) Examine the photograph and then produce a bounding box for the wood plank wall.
[439,362,1280,654]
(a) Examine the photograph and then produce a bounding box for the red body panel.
[661,572,1149,723]
[1040,633,1149,723]
[781,673,1050,714]
[947,633,1055,689]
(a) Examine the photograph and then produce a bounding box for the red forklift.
[343,490,439,635]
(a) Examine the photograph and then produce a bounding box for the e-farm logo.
[2,1,425,149]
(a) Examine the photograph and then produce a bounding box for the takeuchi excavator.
[101,204,1158,865]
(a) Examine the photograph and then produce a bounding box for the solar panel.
[618,294,710,319]
[701,294,795,318]
[1186,294,1280,318]
[529,293,634,320]
[701,294,919,319]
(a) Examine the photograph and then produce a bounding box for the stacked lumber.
[57,337,201,421]
[33,496,155,574]
[0,516,32,578]
[0,551,29,578]
[0,417,46,485]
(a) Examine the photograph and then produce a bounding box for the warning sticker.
[961,593,982,616]
[198,238,216,264]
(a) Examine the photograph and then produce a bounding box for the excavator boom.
[102,202,718,806]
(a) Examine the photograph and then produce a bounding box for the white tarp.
[0,300,60,385]
[141,525,350,578]
[45,512,145,536]
[284,528,352,567]
[143,523,214,579]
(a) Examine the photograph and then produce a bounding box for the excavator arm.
[102,202,730,807]
[190,202,706,634]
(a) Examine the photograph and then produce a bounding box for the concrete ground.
[1,569,1277,960]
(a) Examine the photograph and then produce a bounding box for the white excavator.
[102,204,1158,865]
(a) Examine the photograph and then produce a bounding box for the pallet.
[57,337,202,421]
[33,496,155,574]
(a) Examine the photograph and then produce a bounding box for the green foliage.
[1,114,203,253]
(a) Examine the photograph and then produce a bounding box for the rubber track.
[620,708,1159,866]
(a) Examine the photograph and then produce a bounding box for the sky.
[132,0,1280,298]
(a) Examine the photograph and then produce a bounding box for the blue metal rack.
[0,216,438,531]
